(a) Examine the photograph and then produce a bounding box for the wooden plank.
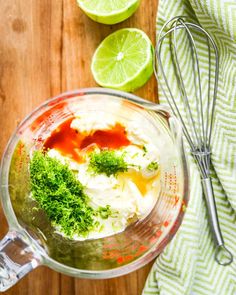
[0,0,158,294]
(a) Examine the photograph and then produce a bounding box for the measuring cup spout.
[0,231,41,292]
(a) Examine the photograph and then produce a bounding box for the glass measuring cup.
[0,88,189,291]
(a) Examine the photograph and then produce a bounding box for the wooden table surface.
[0,1,158,294]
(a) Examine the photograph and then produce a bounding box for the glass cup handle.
[0,231,41,292]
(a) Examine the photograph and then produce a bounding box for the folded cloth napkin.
[143,1,236,294]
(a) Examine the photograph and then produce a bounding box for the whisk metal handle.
[201,178,233,265]
[202,178,223,245]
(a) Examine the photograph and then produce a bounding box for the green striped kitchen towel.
[143,1,236,294]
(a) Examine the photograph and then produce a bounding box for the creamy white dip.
[47,110,160,240]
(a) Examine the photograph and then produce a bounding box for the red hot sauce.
[43,117,130,162]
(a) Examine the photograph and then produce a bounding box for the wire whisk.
[155,16,233,265]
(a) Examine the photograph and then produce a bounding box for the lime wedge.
[77,0,141,25]
[91,28,154,92]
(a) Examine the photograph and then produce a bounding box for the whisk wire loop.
[172,18,204,152]
[154,37,196,150]
[155,18,221,177]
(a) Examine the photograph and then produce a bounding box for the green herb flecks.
[147,161,159,172]
[30,151,97,238]
[142,145,147,155]
[89,150,128,177]
[97,205,113,219]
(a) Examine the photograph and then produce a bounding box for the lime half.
[77,0,141,25]
[91,28,154,92]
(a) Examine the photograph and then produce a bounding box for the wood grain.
[0,0,158,294]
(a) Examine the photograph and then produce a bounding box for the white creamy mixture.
[48,111,161,240]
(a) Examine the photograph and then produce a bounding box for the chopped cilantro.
[30,151,97,238]
[142,145,148,154]
[97,205,113,219]
[89,150,128,177]
[131,152,139,159]
[147,161,159,172]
